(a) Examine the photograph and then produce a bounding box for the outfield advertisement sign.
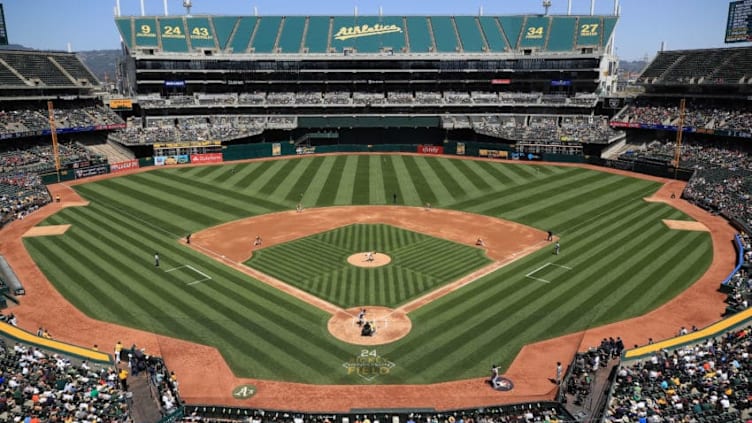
[110,159,140,174]
[74,165,109,179]
[417,145,443,154]
[190,153,223,164]
[155,155,190,166]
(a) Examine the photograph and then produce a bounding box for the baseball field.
[22,154,712,386]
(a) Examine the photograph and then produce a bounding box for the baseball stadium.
[0,0,751,422]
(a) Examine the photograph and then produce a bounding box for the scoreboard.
[0,4,8,45]
[726,0,752,43]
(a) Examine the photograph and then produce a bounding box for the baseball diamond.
[22,156,714,389]
[1,6,750,419]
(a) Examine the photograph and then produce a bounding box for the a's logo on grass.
[231,384,257,399]
[343,349,395,381]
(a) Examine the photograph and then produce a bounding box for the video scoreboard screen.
[726,0,752,43]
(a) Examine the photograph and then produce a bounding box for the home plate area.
[164,264,212,286]
[525,263,572,284]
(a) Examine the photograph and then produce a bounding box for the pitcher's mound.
[328,306,412,345]
[347,252,391,268]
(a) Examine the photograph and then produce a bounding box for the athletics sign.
[726,0,752,43]
[334,23,402,41]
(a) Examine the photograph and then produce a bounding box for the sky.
[1,0,749,60]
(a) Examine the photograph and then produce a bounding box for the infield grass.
[248,223,491,308]
[24,155,713,383]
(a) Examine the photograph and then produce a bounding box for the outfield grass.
[248,223,491,308]
[23,155,713,384]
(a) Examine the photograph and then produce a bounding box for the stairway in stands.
[128,370,164,423]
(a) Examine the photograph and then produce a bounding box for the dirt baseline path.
[0,160,736,412]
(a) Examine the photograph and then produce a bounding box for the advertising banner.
[417,145,444,154]
[296,146,316,155]
[190,153,223,164]
[272,143,281,156]
[456,142,465,155]
[154,155,190,166]
[74,164,109,179]
[110,159,140,174]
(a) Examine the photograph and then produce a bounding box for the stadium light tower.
[542,0,552,15]
[183,0,192,16]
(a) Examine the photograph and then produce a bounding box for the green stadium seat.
[213,16,239,50]
[453,16,485,52]
[405,17,433,52]
[430,16,459,52]
[277,16,306,53]
[478,17,509,52]
[498,16,525,50]
[229,17,257,54]
[115,18,134,50]
[547,17,577,52]
[252,16,283,53]
[305,16,330,53]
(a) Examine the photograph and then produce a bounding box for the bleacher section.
[405,17,433,53]
[638,46,752,85]
[478,17,509,52]
[116,14,617,55]
[0,51,98,88]
[278,16,306,54]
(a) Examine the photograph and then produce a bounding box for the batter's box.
[525,263,572,284]
[164,264,212,286]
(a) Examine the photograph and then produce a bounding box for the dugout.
[0,254,24,296]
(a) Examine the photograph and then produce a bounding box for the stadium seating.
[604,327,751,422]
[116,14,617,55]
[229,17,257,54]
[278,16,306,54]
[639,47,752,85]
[478,16,509,52]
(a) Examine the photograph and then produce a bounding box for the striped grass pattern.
[23,156,712,383]
[248,224,491,308]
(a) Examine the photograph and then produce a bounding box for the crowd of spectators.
[137,91,599,108]
[0,141,106,227]
[111,115,269,144]
[0,106,123,139]
[604,325,752,422]
[620,139,752,230]
[614,100,752,134]
[470,115,618,144]
[725,233,752,315]
[0,338,132,422]
[181,403,573,422]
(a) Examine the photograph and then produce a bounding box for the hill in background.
[77,49,120,83]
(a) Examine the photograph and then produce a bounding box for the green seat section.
[518,16,549,49]
[547,16,576,51]
[602,17,618,48]
[252,16,283,53]
[158,18,188,52]
[405,17,432,52]
[498,16,524,49]
[331,16,405,53]
[134,18,159,47]
[229,17,256,53]
[278,16,306,53]
[187,17,215,49]
[479,17,508,52]
[306,16,330,53]
[430,16,458,52]
[115,18,134,50]
[454,16,484,52]
[213,16,238,50]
